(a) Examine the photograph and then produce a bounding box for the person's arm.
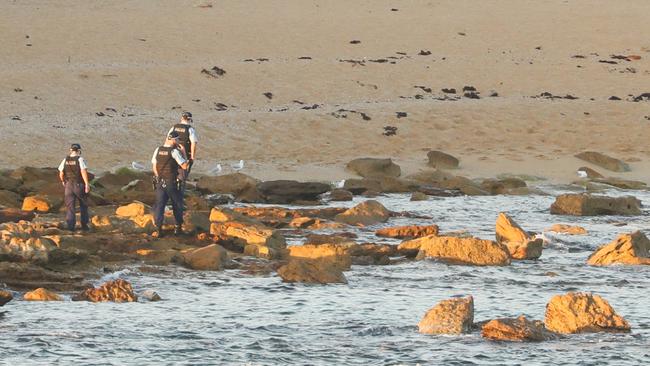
[176,143,188,160]
[172,149,189,170]
[81,169,90,193]
[58,159,66,186]
[189,127,198,160]
[151,148,159,176]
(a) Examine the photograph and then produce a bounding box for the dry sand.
[1,0,650,184]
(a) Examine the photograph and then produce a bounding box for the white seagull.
[576,169,588,178]
[131,161,146,171]
[209,164,223,175]
[231,160,244,171]
[334,179,346,189]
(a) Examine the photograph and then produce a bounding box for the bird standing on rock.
[232,160,244,172]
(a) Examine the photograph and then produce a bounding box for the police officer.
[167,111,198,179]
[151,131,189,237]
[57,143,90,231]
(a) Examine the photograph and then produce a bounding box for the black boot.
[154,226,165,238]
[174,225,184,236]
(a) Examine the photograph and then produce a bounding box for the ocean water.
[1,186,649,365]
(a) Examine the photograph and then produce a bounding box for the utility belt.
[152,176,182,190]
[65,179,84,185]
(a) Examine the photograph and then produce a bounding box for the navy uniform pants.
[64,181,89,230]
[152,179,184,228]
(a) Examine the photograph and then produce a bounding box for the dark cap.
[168,131,180,139]
[70,143,81,151]
[181,111,192,119]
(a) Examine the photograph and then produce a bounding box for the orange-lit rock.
[24,287,63,301]
[544,292,630,334]
[481,315,557,342]
[418,296,474,334]
[277,258,347,284]
[73,279,137,303]
[547,224,587,235]
[375,224,439,239]
[412,235,510,266]
[334,200,390,226]
[587,231,650,266]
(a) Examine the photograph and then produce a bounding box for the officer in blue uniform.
[57,143,91,231]
[151,131,189,237]
[167,111,198,179]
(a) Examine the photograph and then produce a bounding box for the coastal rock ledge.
[550,194,641,216]
[544,292,630,334]
[418,295,474,335]
[412,235,511,266]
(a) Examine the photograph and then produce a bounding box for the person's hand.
[85,185,91,194]
[61,181,65,187]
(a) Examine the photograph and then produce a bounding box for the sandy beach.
[1,0,650,183]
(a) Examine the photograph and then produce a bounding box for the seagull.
[576,169,588,178]
[534,232,551,245]
[209,164,223,175]
[231,160,244,171]
[131,161,146,171]
[334,179,346,188]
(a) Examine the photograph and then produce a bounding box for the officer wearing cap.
[167,111,198,180]
[151,131,189,237]
[58,143,91,231]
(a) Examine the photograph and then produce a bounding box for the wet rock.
[575,151,630,172]
[427,151,459,169]
[140,289,162,302]
[547,224,587,235]
[347,243,395,265]
[0,174,21,192]
[73,279,138,303]
[287,244,351,270]
[587,231,650,266]
[210,221,286,259]
[0,223,56,263]
[412,235,510,266]
[481,178,527,195]
[0,289,12,306]
[577,167,604,179]
[115,201,148,217]
[376,224,439,239]
[304,233,357,245]
[418,295,474,334]
[277,258,347,284]
[179,244,228,270]
[481,315,557,342]
[343,178,382,195]
[495,213,543,260]
[256,180,330,204]
[334,200,390,226]
[0,208,35,224]
[407,170,486,196]
[544,292,630,334]
[550,193,641,216]
[0,262,89,292]
[346,158,401,178]
[329,189,353,201]
[410,192,428,201]
[24,288,63,301]
[196,173,260,202]
[22,195,62,213]
[0,190,22,208]
[591,177,647,190]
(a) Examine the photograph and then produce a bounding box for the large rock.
[346,158,401,178]
[211,220,286,259]
[577,166,604,179]
[0,223,57,262]
[418,296,474,334]
[287,244,352,270]
[481,315,557,342]
[545,292,630,334]
[375,225,439,239]
[550,194,641,216]
[575,151,630,172]
[73,279,138,302]
[407,170,486,196]
[587,231,650,266]
[22,195,62,213]
[0,289,12,306]
[180,244,228,270]
[334,200,390,226]
[547,224,587,235]
[0,208,35,224]
[277,258,347,284]
[0,174,21,192]
[0,190,22,208]
[427,151,459,169]
[495,213,543,260]
[256,180,330,204]
[196,173,260,201]
[24,288,63,301]
[413,235,511,266]
[592,177,647,190]
[10,167,60,195]
[115,201,149,217]
[0,262,90,292]
[481,178,527,195]
[329,189,353,201]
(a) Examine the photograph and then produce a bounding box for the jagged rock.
[24,288,63,301]
[22,195,62,213]
[0,223,56,262]
[575,151,630,172]
[587,231,650,265]
[427,151,459,169]
[287,244,352,270]
[0,190,22,208]
[116,201,149,217]
[346,158,401,178]
[495,213,543,260]
[329,189,353,201]
[196,173,260,202]
[94,169,150,188]
[73,279,138,303]
[375,225,439,239]
[257,180,330,204]
[547,224,587,235]
[577,166,604,179]
[10,167,60,195]
[481,315,557,342]
[418,296,474,334]
[0,289,12,306]
[277,258,347,284]
[410,192,428,201]
[179,244,228,270]
[412,235,511,266]
[211,220,286,259]
[550,194,641,216]
[334,200,390,226]
[545,292,630,333]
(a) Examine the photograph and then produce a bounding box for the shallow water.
[2,186,650,365]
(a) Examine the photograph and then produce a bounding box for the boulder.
[94,169,150,188]
[182,211,211,232]
[115,201,149,217]
[0,208,35,224]
[481,315,557,342]
[10,167,60,195]
[22,195,62,213]
[410,192,428,201]
[413,235,511,266]
[0,174,21,192]
[334,200,390,226]
[544,292,630,333]
[575,151,630,172]
[587,231,650,266]
[72,279,138,303]
[427,151,459,169]
[277,258,348,284]
[346,243,396,265]
[304,233,357,245]
[346,158,401,178]
[209,207,249,223]
[343,179,382,195]
[495,213,543,260]
[0,262,89,292]
[180,244,228,270]
[196,173,260,201]
[418,296,474,334]
[577,167,604,179]
[550,194,641,216]
[547,224,587,235]
[0,228,56,263]
[0,190,22,208]
[375,225,439,239]
[256,180,330,204]
[0,289,12,306]
[140,290,162,302]
[329,189,353,201]
[24,288,63,301]
[287,244,352,270]
[211,220,286,259]
[481,178,527,195]
[407,170,486,196]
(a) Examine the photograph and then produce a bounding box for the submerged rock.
[550,194,641,216]
[410,192,428,201]
[140,289,162,302]
[495,213,543,260]
[587,231,650,266]
[547,224,587,235]
[277,258,348,284]
[24,288,63,301]
[412,235,511,266]
[73,279,138,303]
[0,289,12,306]
[375,224,439,239]
[334,200,390,226]
[257,180,330,204]
[346,158,401,178]
[544,292,630,334]
[418,295,474,334]
[329,189,353,201]
[575,151,630,172]
[481,315,557,342]
[196,173,260,202]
